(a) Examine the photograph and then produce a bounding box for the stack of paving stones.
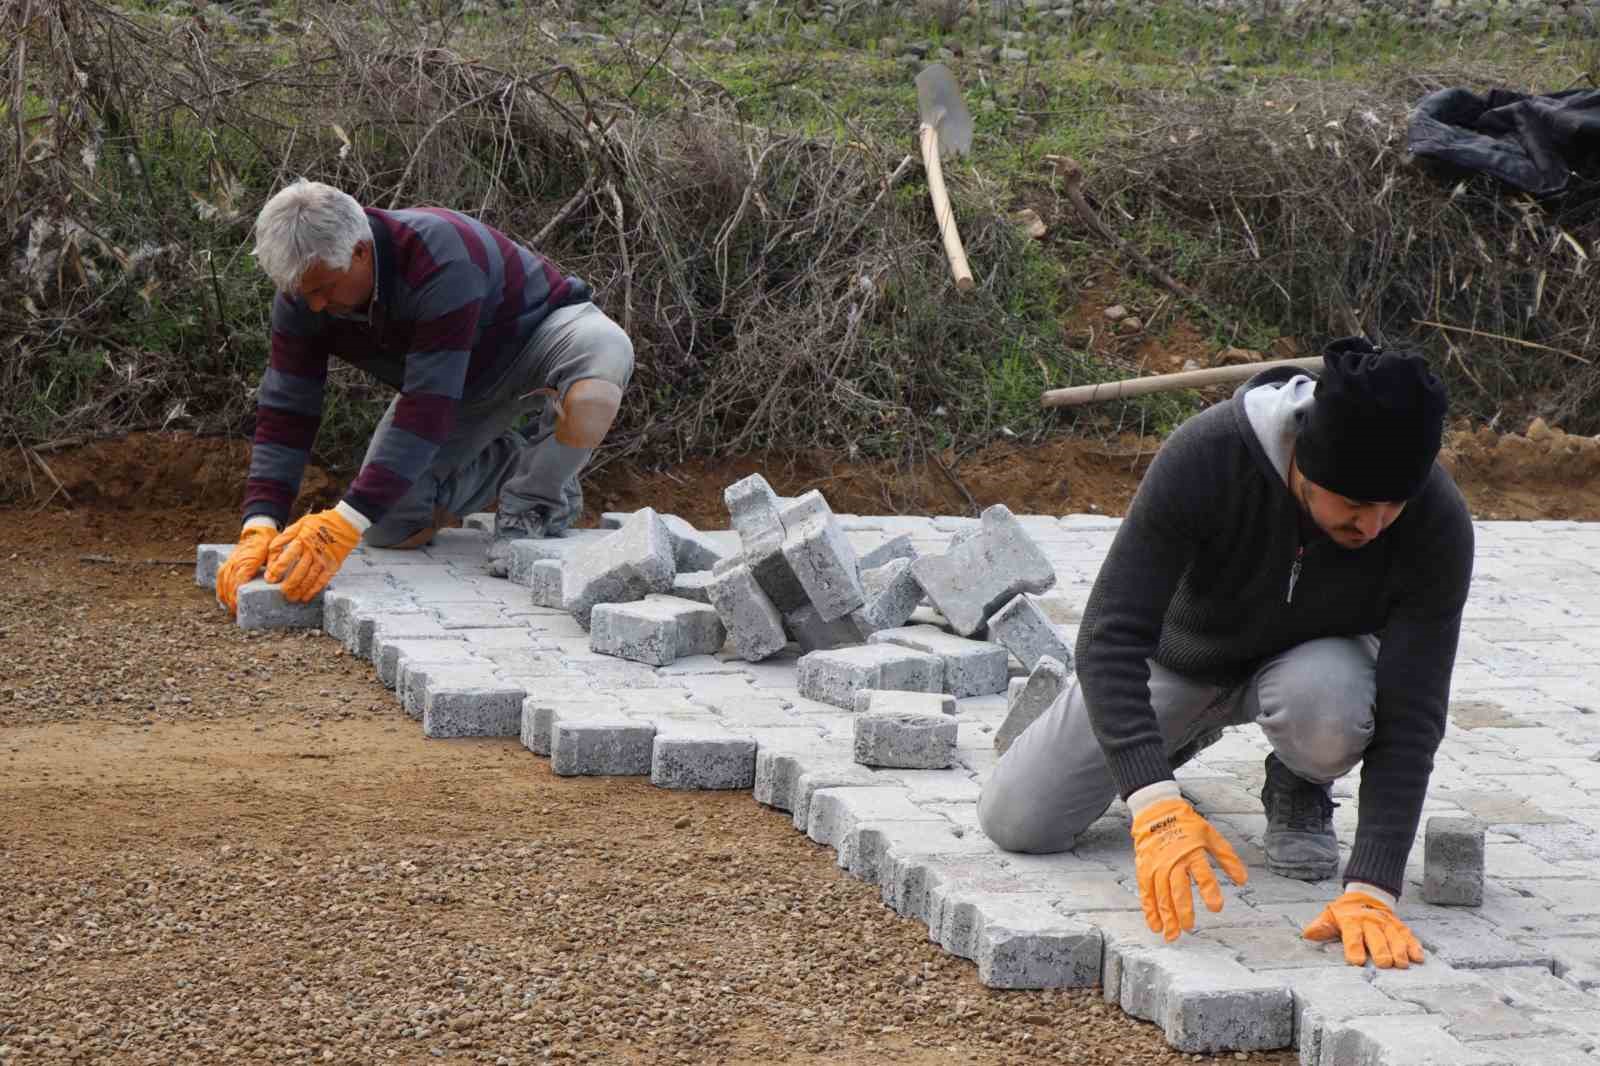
[199,512,1600,1063]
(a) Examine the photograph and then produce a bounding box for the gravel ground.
[0,508,1295,1065]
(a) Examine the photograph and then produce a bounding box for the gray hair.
[251,179,369,292]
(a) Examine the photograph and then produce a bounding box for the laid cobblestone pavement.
[210,514,1600,1066]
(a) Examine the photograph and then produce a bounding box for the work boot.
[485,509,546,578]
[1260,753,1340,882]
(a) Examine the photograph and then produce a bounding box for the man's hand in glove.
[216,523,277,614]
[1303,886,1425,969]
[1130,783,1249,941]
[265,505,364,602]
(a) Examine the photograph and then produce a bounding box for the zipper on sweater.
[1286,544,1304,604]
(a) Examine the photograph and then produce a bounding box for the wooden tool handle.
[920,123,974,293]
[1040,356,1324,409]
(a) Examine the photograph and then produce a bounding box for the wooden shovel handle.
[1040,356,1324,409]
[920,123,974,293]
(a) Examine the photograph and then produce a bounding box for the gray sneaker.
[1260,753,1340,882]
[485,509,546,578]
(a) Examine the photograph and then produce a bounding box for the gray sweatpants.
[976,635,1378,854]
[363,302,634,547]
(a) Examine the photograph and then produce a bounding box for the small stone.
[674,815,691,829]
[1102,304,1128,321]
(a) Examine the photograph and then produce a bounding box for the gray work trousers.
[976,635,1379,854]
[363,302,634,547]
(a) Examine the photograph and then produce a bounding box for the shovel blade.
[915,63,973,157]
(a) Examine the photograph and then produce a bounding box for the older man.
[216,179,633,610]
[978,340,1474,969]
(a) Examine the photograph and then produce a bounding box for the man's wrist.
[334,500,372,534]
[243,516,279,533]
[1346,881,1397,908]
[1127,780,1182,815]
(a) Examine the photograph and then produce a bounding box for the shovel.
[915,63,975,292]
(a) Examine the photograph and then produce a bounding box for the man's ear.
[351,240,372,265]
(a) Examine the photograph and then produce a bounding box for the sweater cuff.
[1107,740,1176,802]
[335,500,372,535]
[1346,882,1397,908]
[1343,841,1408,899]
[1127,780,1182,815]
[243,515,279,533]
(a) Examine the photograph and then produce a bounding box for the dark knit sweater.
[1074,366,1475,896]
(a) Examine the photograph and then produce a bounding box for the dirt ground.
[0,507,1296,1066]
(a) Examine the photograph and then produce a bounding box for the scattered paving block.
[996,656,1067,755]
[869,625,1009,698]
[858,533,917,571]
[462,512,496,532]
[910,504,1056,637]
[236,580,324,630]
[705,562,788,662]
[797,644,945,710]
[529,558,565,608]
[976,897,1103,989]
[590,595,725,666]
[561,509,677,629]
[784,603,862,653]
[724,473,809,613]
[779,490,864,621]
[854,711,957,769]
[661,513,729,572]
[852,689,957,716]
[850,558,923,638]
[1424,816,1486,906]
[670,570,715,604]
[550,719,656,776]
[650,725,757,790]
[986,593,1074,672]
[422,678,526,738]
[195,544,235,589]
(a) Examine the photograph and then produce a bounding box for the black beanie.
[1294,337,1449,503]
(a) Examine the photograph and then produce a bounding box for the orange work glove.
[1303,890,1424,969]
[264,507,361,603]
[1131,796,1249,941]
[216,524,277,614]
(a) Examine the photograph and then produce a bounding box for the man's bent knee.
[977,779,1098,854]
[1255,638,1376,783]
[554,378,623,449]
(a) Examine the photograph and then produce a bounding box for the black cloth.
[1407,86,1600,197]
[1295,338,1448,503]
[1073,366,1475,896]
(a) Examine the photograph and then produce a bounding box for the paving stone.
[236,580,325,630]
[986,592,1074,671]
[561,509,676,629]
[805,787,947,875]
[1194,923,1347,970]
[529,559,565,608]
[1450,1036,1600,1066]
[849,558,923,637]
[1477,964,1600,1012]
[779,490,864,621]
[422,678,525,738]
[705,562,788,662]
[796,644,945,710]
[869,625,1009,697]
[426,603,524,629]
[1318,1014,1517,1065]
[975,896,1102,990]
[504,529,613,586]
[1111,938,1295,1053]
[724,473,809,613]
[670,569,715,604]
[996,656,1068,754]
[852,689,956,716]
[590,595,726,666]
[853,711,957,769]
[195,543,234,589]
[909,504,1057,636]
[520,697,615,756]
[550,719,656,776]
[1387,982,1556,1040]
[322,588,405,644]
[1407,916,1553,969]
[659,513,730,572]
[343,604,427,658]
[1272,968,1425,1066]
[857,533,917,571]
[789,764,893,831]
[784,602,863,653]
[752,742,835,811]
[649,724,757,790]
[397,649,490,717]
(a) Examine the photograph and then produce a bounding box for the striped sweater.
[1074,366,1474,897]
[242,207,591,527]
